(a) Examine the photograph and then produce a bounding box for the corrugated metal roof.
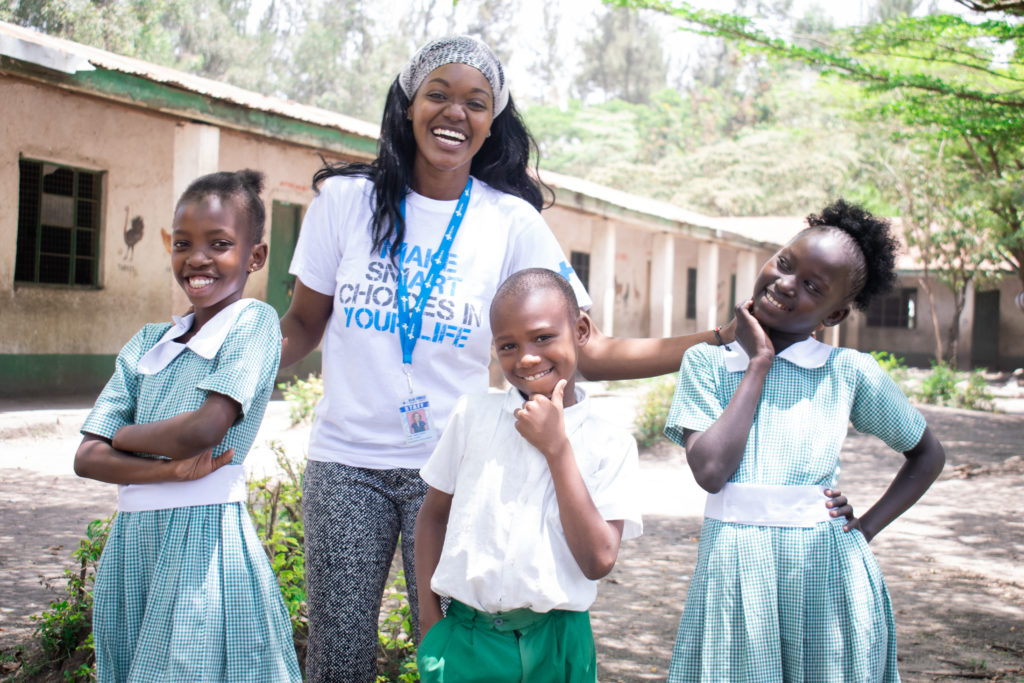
[0,20,379,141]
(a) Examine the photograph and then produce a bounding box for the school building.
[2,21,1020,398]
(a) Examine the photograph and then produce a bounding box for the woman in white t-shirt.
[280,36,597,682]
[280,34,848,682]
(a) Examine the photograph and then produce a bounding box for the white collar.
[137,298,257,375]
[723,336,834,373]
[502,383,590,435]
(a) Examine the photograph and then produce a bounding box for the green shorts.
[416,599,597,683]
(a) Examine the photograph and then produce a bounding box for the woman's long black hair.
[312,77,552,260]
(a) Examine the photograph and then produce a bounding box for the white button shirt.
[420,386,642,614]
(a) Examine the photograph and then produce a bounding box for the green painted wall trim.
[1,351,325,399]
[0,353,116,398]
[3,58,378,158]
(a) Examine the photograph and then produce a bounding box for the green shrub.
[278,373,324,425]
[633,374,678,448]
[870,351,908,387]
[376,571,419,683]
[248,442,308,666]
[916,361,994,411]
[21,515,113,681]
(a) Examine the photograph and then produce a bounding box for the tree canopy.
[610,0,1024,290]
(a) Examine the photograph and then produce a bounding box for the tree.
[575,6,669,104]
[879,139,1002,365]
[609,0,1024,293]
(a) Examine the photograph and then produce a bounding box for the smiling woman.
[276,35,594,682]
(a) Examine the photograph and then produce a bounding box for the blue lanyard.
[396,178,472,377]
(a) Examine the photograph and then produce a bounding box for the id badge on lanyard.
[395,178,472,446]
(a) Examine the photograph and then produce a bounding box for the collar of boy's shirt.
[137,298,255,375]
[502,384,590,436]
[723,335,834,373]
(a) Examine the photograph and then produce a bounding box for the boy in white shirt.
[414,268,643,682]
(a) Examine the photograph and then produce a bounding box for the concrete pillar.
[649,232,675,337]
[958,280,975,368]
[590,219,617,335]
[697,241,719,331]
[735,250,758,313]
[170,123,220,315]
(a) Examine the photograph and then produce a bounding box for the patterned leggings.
[302,460,428,682]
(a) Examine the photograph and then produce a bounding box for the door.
[971,289,1000,370]
[267,201,303,317]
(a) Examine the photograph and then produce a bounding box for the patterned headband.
[398,35,509,116]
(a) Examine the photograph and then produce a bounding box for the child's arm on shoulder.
[74,434,234,484]
[684,301,773,492]
[515,379,624,579]
[111,393,240,461]
[845,426,945,542]
[414,486,453,637]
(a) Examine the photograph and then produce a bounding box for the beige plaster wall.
[1,78,177,354]
[218,128,347,301]
[544,205,654,338]
[995,277,1024,365]
[851,272,1024,369]
[0,77,360,356]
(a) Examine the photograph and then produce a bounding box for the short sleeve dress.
[81,301,301,683]
[664,341,925,683]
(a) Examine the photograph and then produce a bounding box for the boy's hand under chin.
[514,378,571,460]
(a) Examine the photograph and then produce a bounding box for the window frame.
[570,250,591,293]
[865,287,917,329]
[15,157,104,289]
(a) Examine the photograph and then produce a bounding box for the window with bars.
[685,267,697,319]
[15,159,102,287]
[866,287,917,329]
[570,251,590,292]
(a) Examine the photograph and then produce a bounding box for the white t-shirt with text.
[289,175,591,469]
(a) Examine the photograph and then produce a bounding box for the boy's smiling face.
[491,287,589,408]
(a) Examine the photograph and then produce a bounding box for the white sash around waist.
[117,465,247,512]
[704,483,832,528]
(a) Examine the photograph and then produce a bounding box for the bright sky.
[312,0,972,103]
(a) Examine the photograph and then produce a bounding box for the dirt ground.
[1,380,1022,682]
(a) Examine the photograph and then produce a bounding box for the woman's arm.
[414,486,453,637]
[280,279,333,368]
[74,434,234,484]
[845,426,946,542]
[515,380,624,579]
[577,314,735,381]
[111,392,240,461]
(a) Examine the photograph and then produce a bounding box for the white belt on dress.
[703,482,832,528]
[117,465,247,512]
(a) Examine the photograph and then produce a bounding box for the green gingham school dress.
[665,342,925,683]
[81,301,301,683]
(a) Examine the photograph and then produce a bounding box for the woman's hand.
[172,448,235,481]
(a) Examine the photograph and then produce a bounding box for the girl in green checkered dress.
[74,170,301,682]
[666,200,946,681]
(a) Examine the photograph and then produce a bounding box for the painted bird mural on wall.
[123,207,144,260]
